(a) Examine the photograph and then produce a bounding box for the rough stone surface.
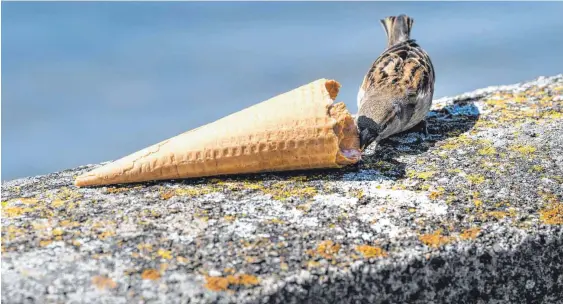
[2,75,563,304]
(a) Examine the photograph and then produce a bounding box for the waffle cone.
[75,79,360,187]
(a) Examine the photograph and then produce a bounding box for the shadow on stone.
[359,98,481,179]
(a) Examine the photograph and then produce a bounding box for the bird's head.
[356,115,381,151]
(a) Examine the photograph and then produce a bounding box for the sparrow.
[356,14,435,151]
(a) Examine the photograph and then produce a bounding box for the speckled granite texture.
[2,75,563,304]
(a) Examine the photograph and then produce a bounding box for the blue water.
[2,2,563,180]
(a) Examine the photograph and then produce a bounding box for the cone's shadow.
[357,98,481,179]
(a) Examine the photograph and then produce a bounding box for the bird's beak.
[359,129,376,151]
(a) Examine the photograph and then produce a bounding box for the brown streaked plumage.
[356,14,435,151]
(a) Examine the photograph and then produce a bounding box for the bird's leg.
[422,119,429,138]
[410,119,429,139]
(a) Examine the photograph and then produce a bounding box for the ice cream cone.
[75,79,361,187]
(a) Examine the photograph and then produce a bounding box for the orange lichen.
[98,231,116,240]
[92,276,117,290]
[539,203,563,225]
[205,276,229,291]
[459,227,481,240]
[160,191,175,200]
[204,274,260,291]
[355,245,388,258]
[429,189,444,200]
[141,269,161,280]
[314,240,341,259]
[419,230,452,248]
[235,274,260,286]
[39,240,53,247]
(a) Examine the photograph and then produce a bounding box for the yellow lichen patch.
[137,243,154,252]
[531,165,544,173]
[266,218,285,225]
[204,274,260,291]
[39,239,53,247]
[355,245,388,259]
[53,187,83,201]
[288,176,309,182]
[141,269,161,280]
[238,181,263,190]
[509,145,536,156]
[478,146,497,156]
[223,215,236,222]
[19,198,39,205]
[349,188,365,200]
[482,211,508,220]
[51,200,66,208]
[467,174,486,185]
[459,228,481,240]
[440,142,462,150]
[419,230,452,248]
[59,220,80,228]
[3,225,25,241]
[545,110,563,119]
[52,228,64,236]
[485,98,508,110]
[157,248,172,260]
[2,206,32,218]
[407,170,436,180]
[105,186,142,194]
[474,199,484,208]
[92,276,117,290]
[264,183,318,201]
[539,203,563,225]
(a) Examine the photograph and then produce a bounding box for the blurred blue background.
[2,2,563,181]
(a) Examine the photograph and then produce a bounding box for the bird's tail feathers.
[380,14,413,48]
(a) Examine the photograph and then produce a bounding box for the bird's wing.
[360,40,434,102]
